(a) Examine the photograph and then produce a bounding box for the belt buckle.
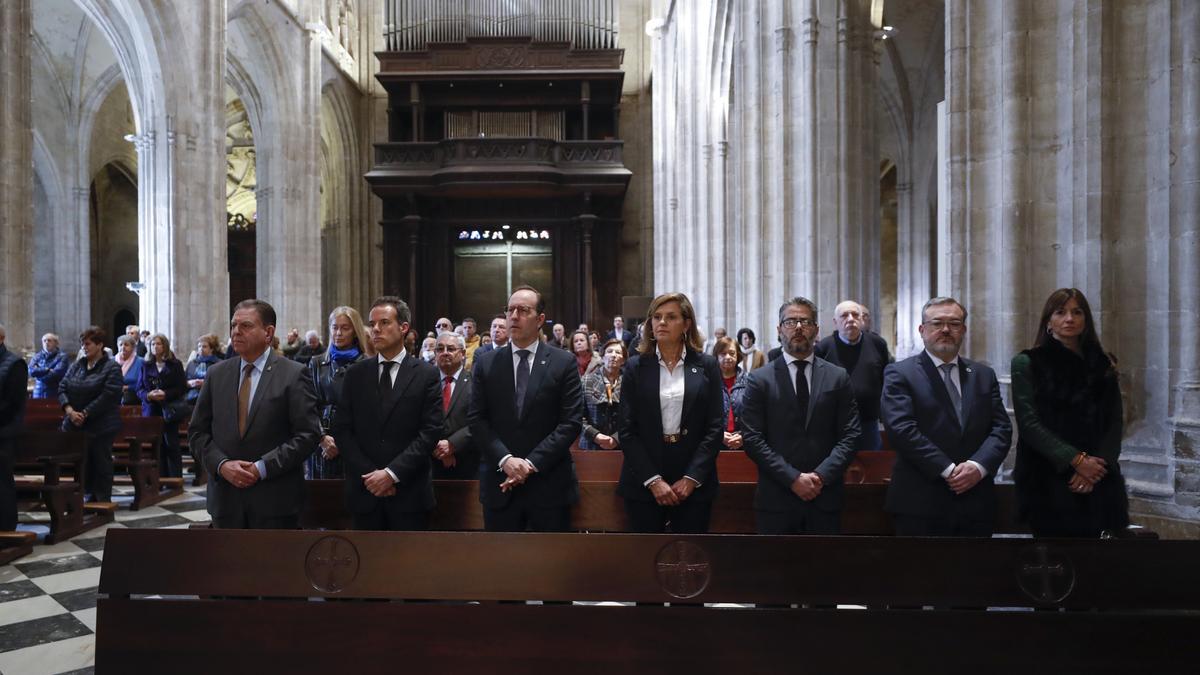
[663,434,680,444]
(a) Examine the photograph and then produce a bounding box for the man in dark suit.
[814,300,893,451]
[0,324,29,532]
[881,297,1012,536]
[606,315,635,348]
[332,296,443,531]
[742,298,862,534]
[431,331,477,479]
[189,299,321,529]
[468,285,583,532]
[474,314,509,356]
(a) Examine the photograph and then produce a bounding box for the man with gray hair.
[0,324,29,531]
[814,301,893,451]
[30,333,70,399]
[741,297,862,534]
[881,297,1012,536]
[431,331,476,479]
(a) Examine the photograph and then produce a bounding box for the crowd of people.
[0,285,1127,539]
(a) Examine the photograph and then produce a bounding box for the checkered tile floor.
[0,483,209,675]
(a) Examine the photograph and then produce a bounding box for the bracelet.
[1071,452,1087,468]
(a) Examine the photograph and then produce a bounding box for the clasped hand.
[791,472,823,501]
[500,457,535,492]
[945,462,982,495]
[361,469,397,497]
[434,440,456,468]
[219,460,261,489]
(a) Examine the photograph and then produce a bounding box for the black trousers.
[0,440,15,531]
[624,497,712,534]
[85,431,116,503]
[159,419,182,478]
[755,506,841,535]
[893,513,993,537]
[212,513,300,530]
[352,505,430,532]
[483,502,571,532]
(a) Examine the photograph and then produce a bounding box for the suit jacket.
[767,346,783,362]
[881,351,1012,519]
[607,329,635,347]
[468,343,583,509]
[189,351,321,519]
[814,332,892,422]
[617,350,725,503]
[332,355,443,513]
[433,368,477,480]
[741,356,862,512]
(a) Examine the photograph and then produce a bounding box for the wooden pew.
[0,531,36,565]
[22,413,183,510]
[96,529,1200,673]
[14,430,116,543]
[297,451,1028,535]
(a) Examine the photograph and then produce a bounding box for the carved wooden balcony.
[366,138,630,198]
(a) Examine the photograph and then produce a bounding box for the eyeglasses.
[780,318,816,330]
[433,345,460,353]
[924,319,965,332]
[505,305,536,316]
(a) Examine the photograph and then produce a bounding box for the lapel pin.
[691,367,698,373]
[965,367,973,373]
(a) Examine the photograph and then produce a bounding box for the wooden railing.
[374,138,624,169]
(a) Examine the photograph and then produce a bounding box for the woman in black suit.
[618,292,725,533]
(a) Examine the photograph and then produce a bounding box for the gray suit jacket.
[189,351,321,520]
[741,355,861,512]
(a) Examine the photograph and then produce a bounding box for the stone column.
[946,0,1200,533]
[254,19,323,334]
[0,0,34,352]
[652,0,880,345]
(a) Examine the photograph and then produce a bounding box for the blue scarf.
[328,345,362,366]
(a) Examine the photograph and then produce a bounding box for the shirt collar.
[925,350,960,368]
[378,349,407,366]
[443,366,463,381]
[782,350,815,368]
[836,331,862,346]
[241,350,270,373]
[511,339,539,358]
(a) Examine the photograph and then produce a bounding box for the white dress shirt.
[925,350,987,479]
[377,349,407,483]
[780,351,815,396]
[498,339,541,472]
[643,347,699,488]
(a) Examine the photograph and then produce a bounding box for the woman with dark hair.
[712,336,747,451]
[736,328,766,371]
[618,292,724,533]
[137,333,187,478]
[570,329,602,379]
[307,306,373,479]
[59,327,124,502]
[1011,288,1128,537]
[580,338,627,450]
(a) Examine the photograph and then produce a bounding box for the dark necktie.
[237,363,254,437]
[940,363,963,426]
[795,360,810,426]
[442,375,453,413]
[379,361,396,399]
[514,349,531,417]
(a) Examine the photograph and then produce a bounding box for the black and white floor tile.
[0,483,209,675]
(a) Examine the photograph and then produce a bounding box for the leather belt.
[662,434,681,444]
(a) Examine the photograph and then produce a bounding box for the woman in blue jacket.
[137,334,187,478]
[29,333,70,399]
